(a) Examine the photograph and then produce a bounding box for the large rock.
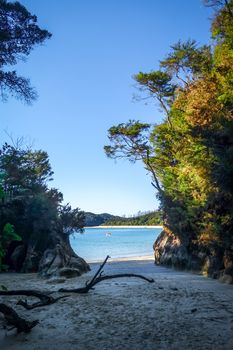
[38,243,90,278]
[7,228,91,278]
[153,230,233,283]
[153,230,190,269]
[10,244,27,272]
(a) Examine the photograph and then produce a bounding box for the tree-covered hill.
[84,211,162,226]
[103,211,162,226]
[84,212,120,226]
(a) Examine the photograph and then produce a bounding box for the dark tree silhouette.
[0,0,51,103]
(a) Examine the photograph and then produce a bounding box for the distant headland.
[84,210,162,227]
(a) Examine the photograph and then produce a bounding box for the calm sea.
[70,227,162,262]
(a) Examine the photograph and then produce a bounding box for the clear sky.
[1,0,213,216]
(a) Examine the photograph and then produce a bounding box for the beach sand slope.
[0,259,233,350]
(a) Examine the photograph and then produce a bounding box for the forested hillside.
[105,0,233,281]
[103,211,162,226]
[84,212,119,226]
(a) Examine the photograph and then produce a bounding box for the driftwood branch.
[17,295,69,310]
[59,256,154,293]
[95,273,154,284]
[0,303,38,333]
[0,290,69,310]
[87,255,110,286]
[59,273,154,293]
[0,255,154,312]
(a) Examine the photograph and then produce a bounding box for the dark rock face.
[153,230,233,283]
[7,231,90,278]
[38,243,90,278]
[154,231,190,269]
[6,243,26,272]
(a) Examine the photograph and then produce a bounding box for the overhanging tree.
[105,0,233,277]
[0,0,51,103]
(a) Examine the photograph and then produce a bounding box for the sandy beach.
[0,258,233,350]
[85,225,163,229]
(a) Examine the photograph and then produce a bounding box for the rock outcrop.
[6,231,90,278]
[153,230,233,284]
[38,243,90,278]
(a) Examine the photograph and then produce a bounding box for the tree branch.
[0,303,39,333]
[59,256,154,293]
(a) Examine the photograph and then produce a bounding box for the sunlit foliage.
[105,1,233,263]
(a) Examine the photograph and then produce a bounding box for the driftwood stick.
[0,290,52,298]
[87,255,110,286]
[59,255,111,294]
[0,290,68,310]
[0,303,39,333]
[17,295,70,310]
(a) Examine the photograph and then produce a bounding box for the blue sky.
[1,0,213,215]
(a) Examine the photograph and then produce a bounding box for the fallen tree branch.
[94,273,154,284]
[0,290,69,310]
[1,256,154,304]
[0,303,38,333]
[59,255,111,293]
[88,255,110,285]
[59,273,154,293]
[17,294,69,310]
[59,254,154,294]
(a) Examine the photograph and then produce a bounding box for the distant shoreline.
[84,225,163,229]
[88,255,155,263]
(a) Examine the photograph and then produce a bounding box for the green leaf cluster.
[0,223,21,271]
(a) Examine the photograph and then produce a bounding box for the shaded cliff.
[153,230,233,284]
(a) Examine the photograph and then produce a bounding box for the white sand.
[0,258,233,350]
[85,225,163,229]
[87,255,154,263]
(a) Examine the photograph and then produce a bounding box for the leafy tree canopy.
[0,143,85,271]
[105,0,233,253]
[0,0,51,103]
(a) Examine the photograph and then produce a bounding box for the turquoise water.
[70,227,162,262]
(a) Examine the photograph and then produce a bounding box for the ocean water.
[70,227,162,262]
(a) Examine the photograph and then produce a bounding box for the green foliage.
[0,0,51,103]
[134,71,176,120]
[104,120,162,192]
[0,143,85,270]
[104,120,151,162]
[0,223,21,271]
[0,143,54,196]
[103,211,162,226]
[84,212,119,226]
[105,0,233,256]
[160,40,213,81]
[58,204,85,236]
